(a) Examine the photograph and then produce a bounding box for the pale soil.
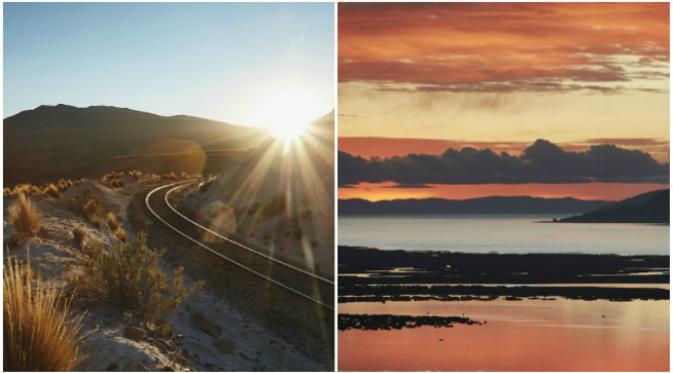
[3,176,322,371]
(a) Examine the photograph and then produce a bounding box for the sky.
[338,3,669,201]
[4,2,334,127]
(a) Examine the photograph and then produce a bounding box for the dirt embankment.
[4,174,323,371]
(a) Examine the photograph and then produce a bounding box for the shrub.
[9,194,41,242]
[72,227,87,249]
[43,184,60,199]
[113,227,128,243]
[70,189,104,228]
[4,256,83,371]
[261,194,286,221]
[128,170,142,181]
[57,179,74,192]
[162,172,177,180]
[74,232,202,321]
[110,180,125,189]
[106,212,120,231]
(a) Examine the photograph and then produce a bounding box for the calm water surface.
[339,299,670,371]
[339,215,669,255]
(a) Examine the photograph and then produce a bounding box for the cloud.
[339,3,669,94]
[339,139,669,185]
[339,137,670,164]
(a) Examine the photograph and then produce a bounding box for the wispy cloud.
[339,3,669,94]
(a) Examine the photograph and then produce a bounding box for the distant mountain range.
[339,196,611,215]
[560,189,669,223]
[4,104,267,185]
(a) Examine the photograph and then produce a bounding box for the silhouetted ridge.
[560,189,669,223]
[4,104,267,185]
[339,196,610,215]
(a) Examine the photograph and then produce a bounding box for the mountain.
[339,196,611,215]
[560,189,669,223]
[4,104,267,186]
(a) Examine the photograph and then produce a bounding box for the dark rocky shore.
[338,314,483,331]
[339,246,670,303]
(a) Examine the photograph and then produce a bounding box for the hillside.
[4,104,267,186]
[182,112,335,276]
[339,196,611,215]
[3,174,320,371]
[560,189,669,223]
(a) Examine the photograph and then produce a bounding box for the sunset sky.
[338,3,669,201]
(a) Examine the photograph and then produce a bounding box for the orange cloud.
[339,3,669,93]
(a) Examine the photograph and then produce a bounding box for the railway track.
[145,180,334,310]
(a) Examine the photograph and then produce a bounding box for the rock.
[213,338,236,354]
[189,312,222,338]
[123,325,147,341]
[159,366,174,371]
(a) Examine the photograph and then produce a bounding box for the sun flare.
[252,90,322,143]
[269,118,308,142]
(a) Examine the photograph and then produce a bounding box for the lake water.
[339,299,670,371]
[339,215,669,255]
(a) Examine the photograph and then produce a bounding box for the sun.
[252,91,319,143]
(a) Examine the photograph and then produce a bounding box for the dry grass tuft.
[43,183,61,199]
[128,170,143,181]
[106,212,120,231]
[4,256,83,371]
[70,189,105,228]
[74,232,202,321]
[57,179,74,192]
[72,227,87,249]
[9,194,42,243]
[162,172,177,180]
[113,227,128,243]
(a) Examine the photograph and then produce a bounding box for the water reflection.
[339,299,669,371]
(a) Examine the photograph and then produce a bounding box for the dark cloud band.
[339,139,669,185]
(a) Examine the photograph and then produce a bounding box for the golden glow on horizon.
[339,182,668,202]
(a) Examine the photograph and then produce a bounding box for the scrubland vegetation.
[5,179,81,198]
[4,169,209,370]
[107,212,120,231]
[3,256,83,371]
[73,232,203,321]
[9,193,42,243]
[69,188,106,228]
[72,227,87,249]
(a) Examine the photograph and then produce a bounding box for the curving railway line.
[144,180,334,310]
